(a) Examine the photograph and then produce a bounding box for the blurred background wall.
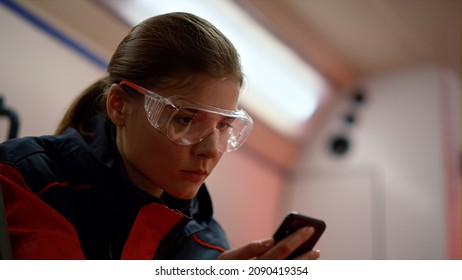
[0,0,460,259]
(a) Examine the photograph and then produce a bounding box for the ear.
[106,84,129,126]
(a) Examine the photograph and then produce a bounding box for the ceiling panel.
[239,0,461,84]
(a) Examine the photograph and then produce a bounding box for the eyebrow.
[178,108,199,114]
[179,108,236,121]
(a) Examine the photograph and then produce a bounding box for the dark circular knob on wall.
[329,135,350,156]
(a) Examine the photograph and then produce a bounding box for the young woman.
[0,12,320,260]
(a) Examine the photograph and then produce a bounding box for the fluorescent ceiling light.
[100,0,331,138]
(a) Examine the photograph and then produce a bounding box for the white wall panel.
[0,5,105,138]
[286,66,460,259]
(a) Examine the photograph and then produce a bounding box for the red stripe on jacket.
[0,163,85,259]
[121,204,184,259]
[37,181,69,196]
[192,234,226,252]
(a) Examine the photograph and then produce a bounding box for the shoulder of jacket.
[0,129,88,164]
[0,133,85,194]
[0,136,48,164]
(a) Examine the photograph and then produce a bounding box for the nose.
[192,129,221,158]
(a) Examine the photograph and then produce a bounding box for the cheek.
[121,110,167,168]
[128,124,181,171]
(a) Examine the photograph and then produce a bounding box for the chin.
[169,187,200,200]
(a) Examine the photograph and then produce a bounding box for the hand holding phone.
[273,212,326,259]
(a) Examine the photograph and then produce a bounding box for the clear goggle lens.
[120,80,253,152]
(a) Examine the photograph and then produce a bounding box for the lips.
[180,169,209,182]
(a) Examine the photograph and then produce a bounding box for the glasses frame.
[118,80,253,152]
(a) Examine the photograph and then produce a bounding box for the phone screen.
[273,212,326,259]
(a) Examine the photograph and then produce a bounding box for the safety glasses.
[119,80,253,152]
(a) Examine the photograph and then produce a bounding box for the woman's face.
[113,78,241,199]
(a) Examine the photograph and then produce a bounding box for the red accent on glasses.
[119,80,149,96]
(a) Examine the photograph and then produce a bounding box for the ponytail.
[55,77,109,136]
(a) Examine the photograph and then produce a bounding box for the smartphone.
[273,212,326,259]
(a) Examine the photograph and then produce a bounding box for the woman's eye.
[217,122,233,131]
[173,115,194,125]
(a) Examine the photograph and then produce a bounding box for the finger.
[260,227,315,260]
[218,238,274,260]
[293,249,321,260]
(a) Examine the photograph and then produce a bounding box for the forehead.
[162,78,241,110]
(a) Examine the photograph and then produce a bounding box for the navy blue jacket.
[0,115,229,259]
